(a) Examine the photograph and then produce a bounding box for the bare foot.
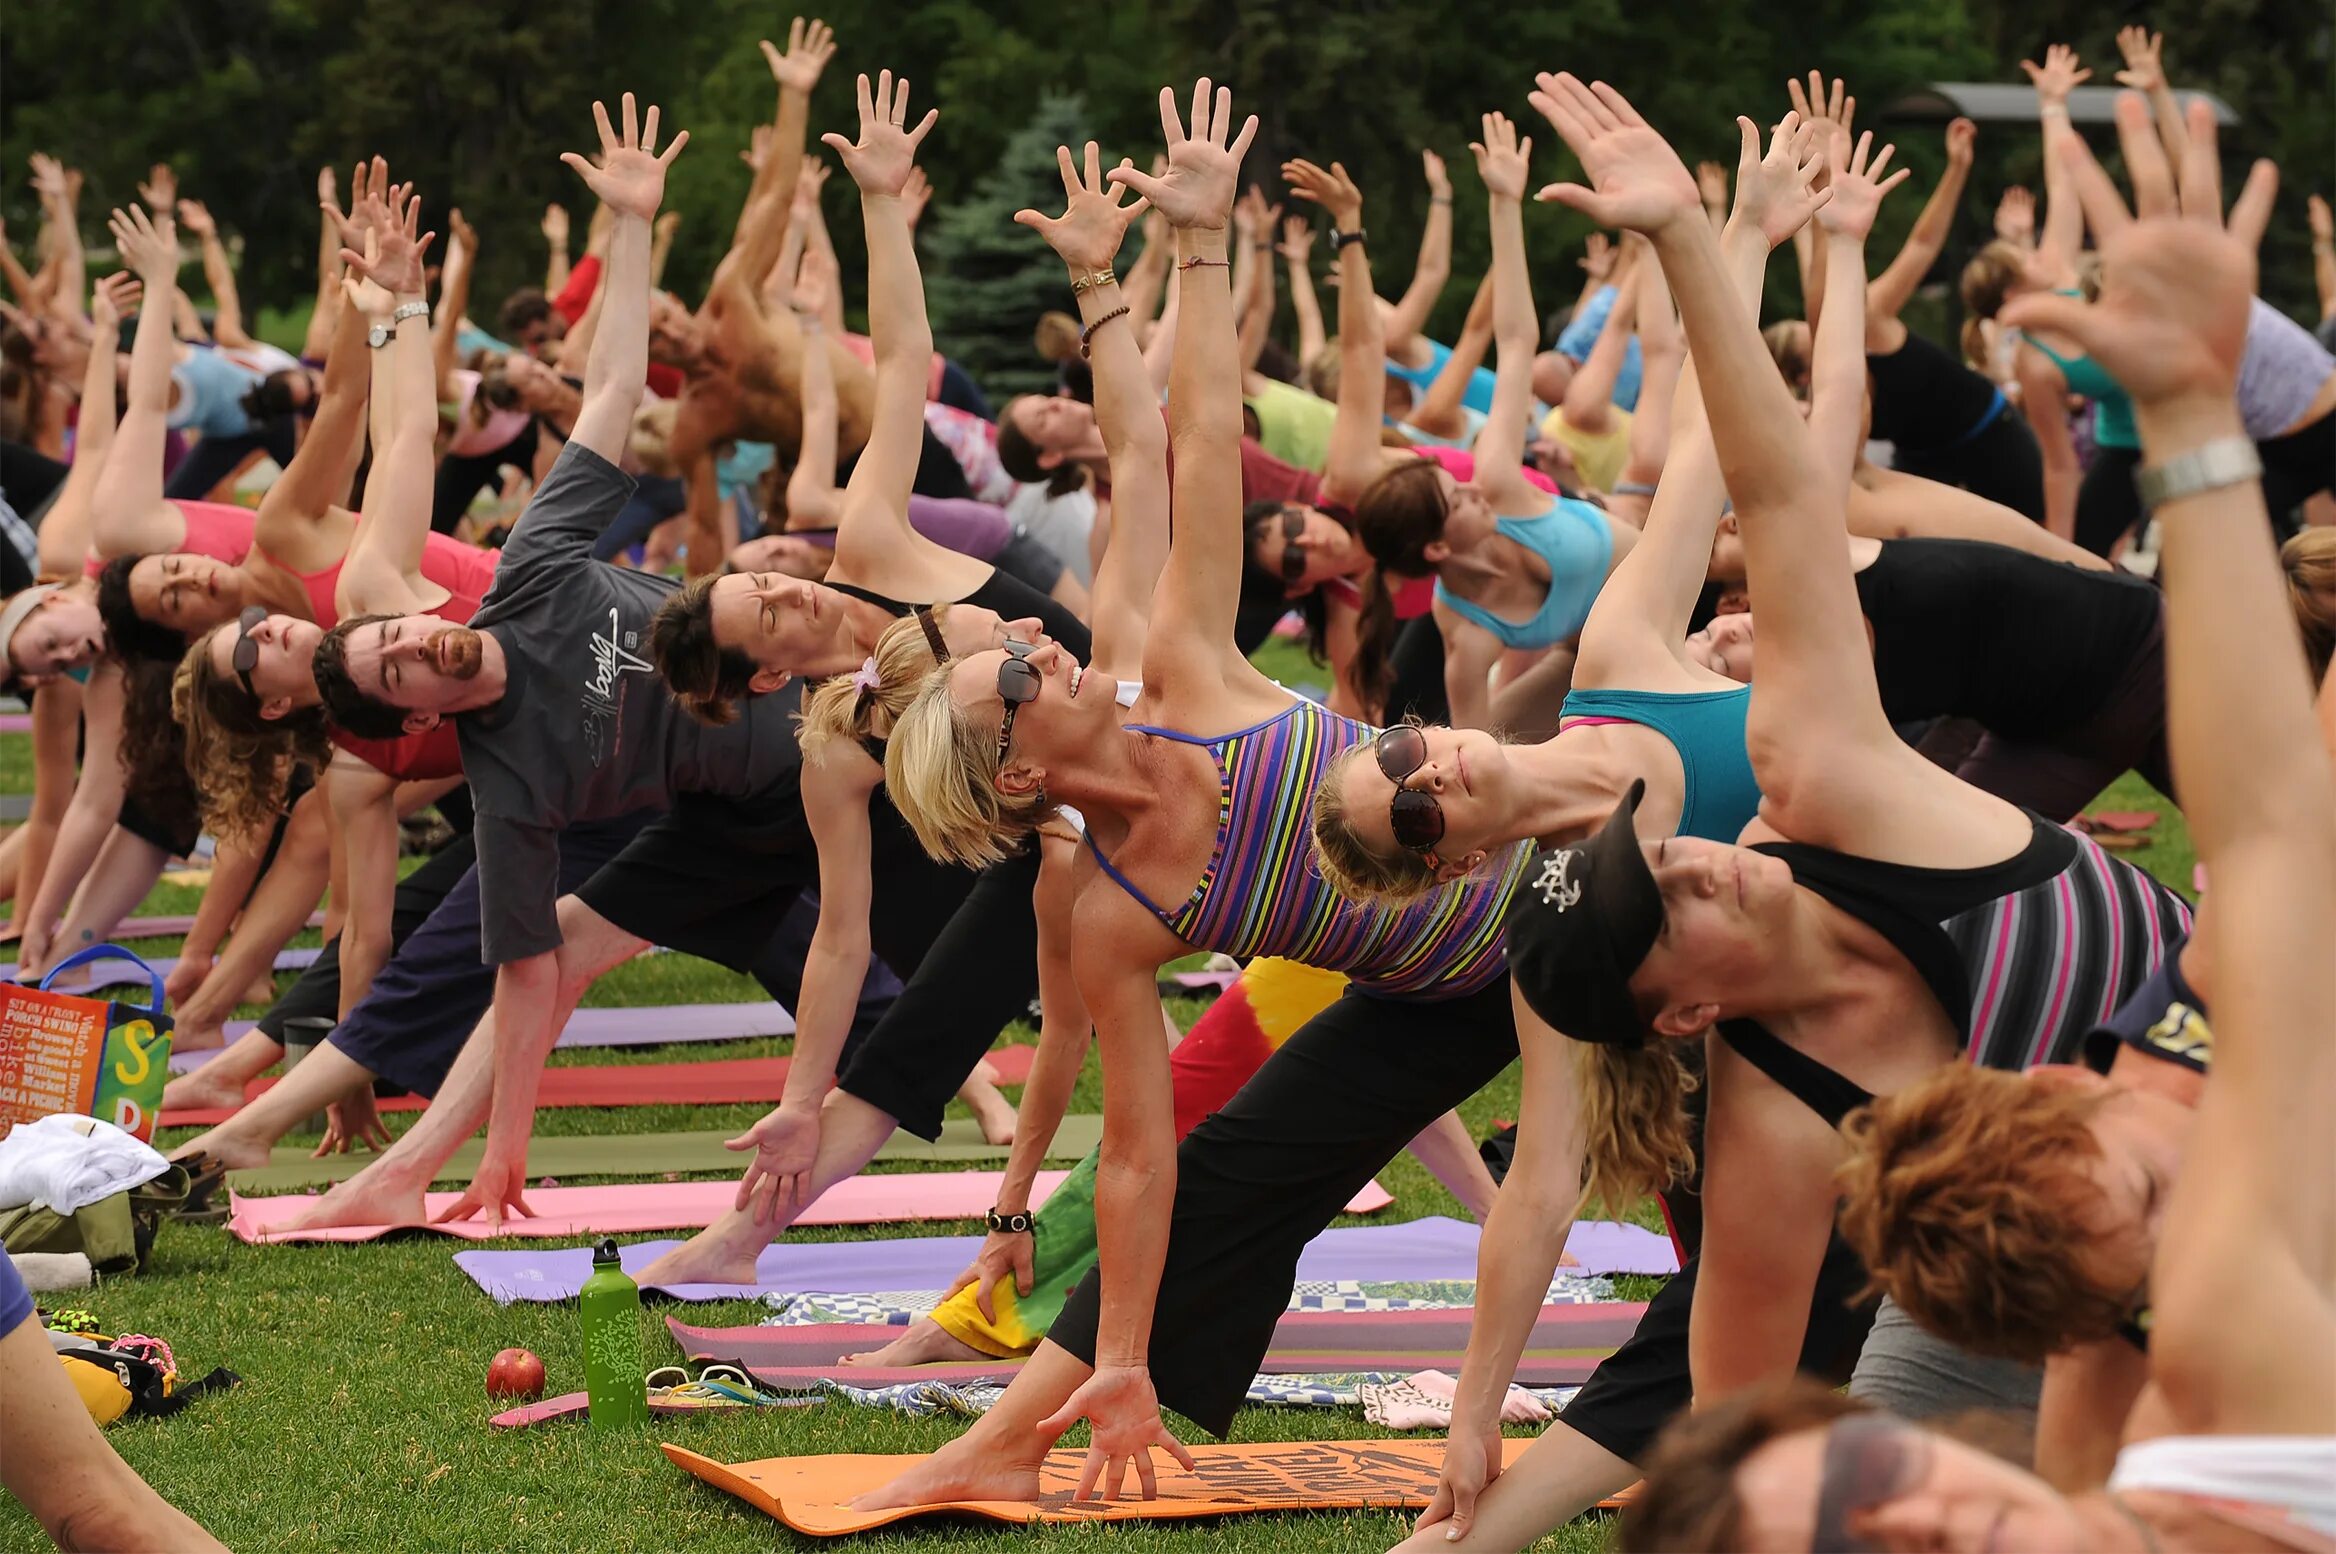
[632,1217,770,1289]
[961,1073,1018,1148]
[241,972,277,1006]
[839,1318,987,1367]
[847,1430,1047,1511]
[170,1020,228,1054]
[168,1124,273,1171]
[283,1168,428,1231]
[160,1065,250,1114]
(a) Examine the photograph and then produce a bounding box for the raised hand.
[760,15,837,94]
[1999,95,2275,409]
[1527,73,1700,235]
[26,153,67,205]
[322,157,390,252]
[740,124,773,174]
[340,184,435,304]
[1697,160,1730,210]
[1280,157,1362,232]
[1727,112,1831,249]
[560,92,688,222]
[1276,213,1314,264]
[1945,115,1977,168]
[1995,184,2036,246]
[2114,26,2166,92]
[138,161,179,212]
[1469,110,1532,203]
[448,206,479,259]
[340,231,397,319]
[1422,148,1452,202]
[1814,129,1908,239]
[789,242,834,318]
[900,166,934,230]
[1036,1365,1197,1502]
[541,202,570,246]
[175,198,217,239]
[107,203,180,284]
[819,70,937,199]
[1578,230,1616,280]
[2312,193,2334,244]
[792,153,832,217]
[1015,141,1150,274]
[2021,44,2092,108]
[1108,79,1259,232]
[1233,183,1280,243]
[90,272,142,331]
[316,165,338,212]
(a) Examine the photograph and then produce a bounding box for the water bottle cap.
[593,1238,620,1264]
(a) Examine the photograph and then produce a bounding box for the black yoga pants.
[2073,446,2145,559]
[1893,411,2046,523]
[432,421,542,534]
[163,420,299,503]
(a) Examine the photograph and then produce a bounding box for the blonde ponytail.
[798,608,947,761]
[1571,1039,1699,1219]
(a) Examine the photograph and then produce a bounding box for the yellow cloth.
[1245,379,1339,472]
[1541,404,1634,493]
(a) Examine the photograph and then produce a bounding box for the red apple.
[486,1347,547,1401]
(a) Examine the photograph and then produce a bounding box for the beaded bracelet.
[1079,304,1132,359]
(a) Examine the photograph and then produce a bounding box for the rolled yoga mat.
[160,1045,1036,1129]
[2,945,321,984]
[664,1437,1544,1534]
[231,1170,1396,1244]
[668,1301,1646,1390]
[452,1214,1673,1304]
[170,999,800,1074]
[229,1116,1110,1192]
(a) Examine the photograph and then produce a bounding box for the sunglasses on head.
[1373,723,1445,854]
[993,639,1041,763]
[1276,507,1309,585]
[231,605,268,698]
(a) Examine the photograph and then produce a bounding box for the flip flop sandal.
[170,1154,232,1225]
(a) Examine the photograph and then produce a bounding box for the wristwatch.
[2133,437,2262,513]
[367,299,430,349]
[985,1208,1035,1235]
[1330,226,1368,252]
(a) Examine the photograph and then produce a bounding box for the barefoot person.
[1617,98,2336,1551]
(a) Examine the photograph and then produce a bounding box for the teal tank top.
[1558,684,1762,843]
[2026,307,2139,450]
[1432,497,1614,650]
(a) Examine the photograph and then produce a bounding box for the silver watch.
[2133,437,2262,513]
[368,299,430,349]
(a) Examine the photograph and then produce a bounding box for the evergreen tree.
[921,94,1094,401]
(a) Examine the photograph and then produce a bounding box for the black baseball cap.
[1503,779,1667,1046]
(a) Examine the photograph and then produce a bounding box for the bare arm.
[781,263,842,529]
[2112,27,2189,163]
[1409,273,1493,439]
[27,156,84,323]
[1280,216,1324,367]
[302,167,345,364]
[560,94,684,464]
[1383,149,1453,353]
[1464,112,1542,505]
[90,205,185,557]
[2023,45,2090,285]
[1868,118,1973,325]
[324,759,402,1022]
[334,199,440,617]
[541,202,571,295]
[728,21,834,299]
[1557,245,1638,436]
[1439,605,1502,732]
[38,274,139,574]
[432,211,476,403]
[18,666,125,970]
[1120,190,1173,331]
[1287,160,1381,504]
[255,259,373,558]
[2016,345,2082,542]
[2311,196,2336,322]
[177,201,251,349]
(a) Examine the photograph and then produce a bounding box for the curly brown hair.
[1836,1065,2128,1365]
[173,625,333,844]
[117,655,201,846]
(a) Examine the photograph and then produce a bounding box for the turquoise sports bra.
[2026,302,2139,450]
[1432,497,1614,650]
[1557,684,1761,843]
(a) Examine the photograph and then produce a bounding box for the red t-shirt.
[555,256,685,401]
[322,547,501,782]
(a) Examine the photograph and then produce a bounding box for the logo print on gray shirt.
[583,605,654,765]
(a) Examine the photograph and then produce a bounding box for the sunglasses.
[1276,507,1309,585]
[993,639,1041,763]
[1374,724,1445,854]
[1812,1414,1931,1553]
[230,605,268,698]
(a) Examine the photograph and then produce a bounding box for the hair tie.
[850,656,882,696]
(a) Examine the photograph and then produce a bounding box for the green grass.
[0,717,2193,1553]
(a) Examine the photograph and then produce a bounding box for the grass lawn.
[0,667,2194,1551]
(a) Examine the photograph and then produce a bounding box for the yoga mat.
[229,1116,1109,1191]
[664,1436,1541,1532]
[160,1046,1036,1129]
[107,911,327,941]
[669,1301,1644,1390]
[231,1171,1395,1244]
[0,713,30,734]
[492,1389,822,1428]
[2,945,320,984]
[168,999,800,1074]
[454,1215,1667,1305]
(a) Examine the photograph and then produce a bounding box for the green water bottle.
[579,1239,647,1428]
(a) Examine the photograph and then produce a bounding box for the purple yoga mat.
[454,1216,1677,1305]
[3,945,321,986]
[169,999,795,1073]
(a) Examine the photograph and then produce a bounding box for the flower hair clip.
[850,656,882,696]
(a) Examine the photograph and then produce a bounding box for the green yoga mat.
[226,1116,1107,1192]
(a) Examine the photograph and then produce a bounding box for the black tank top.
[1855,539,2161,739]
[1721,815,2194,1126]
[1865,330,2001,452]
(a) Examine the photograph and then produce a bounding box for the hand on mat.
[728,1102,821,1226]
[435,1142,534,1230]
[313,1087,392,1158]
[946,1226,1036,1326]
[1037,1365,1196,1501]
[1418,1414,1505,1541]
[163,954,214,1011]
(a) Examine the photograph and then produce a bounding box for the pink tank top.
[318,542,498,782]
[83,500,254,578]
[281,529,500,628]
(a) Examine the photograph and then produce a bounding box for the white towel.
[0,1115,170,1215]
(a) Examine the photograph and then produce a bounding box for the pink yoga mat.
[0,713,29,734]
[161,1046,1036,1128]
[171,1000,797,1073]
[230,1171,1395,1244]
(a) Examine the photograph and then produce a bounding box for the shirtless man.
[650,18,971,575]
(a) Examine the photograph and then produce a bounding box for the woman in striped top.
[868,88,1554,1512]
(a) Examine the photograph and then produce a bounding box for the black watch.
[1330,226,1368,251]
[986,1208,1035,1235]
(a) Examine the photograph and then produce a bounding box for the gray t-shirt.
[457,443,802,963]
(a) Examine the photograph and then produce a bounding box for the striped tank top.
[1086,697,1531,1000]
[1721,815,2194,1124]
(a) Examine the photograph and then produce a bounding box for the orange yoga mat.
[663,1437,1540,1533]
[158,1045,1036,1129]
